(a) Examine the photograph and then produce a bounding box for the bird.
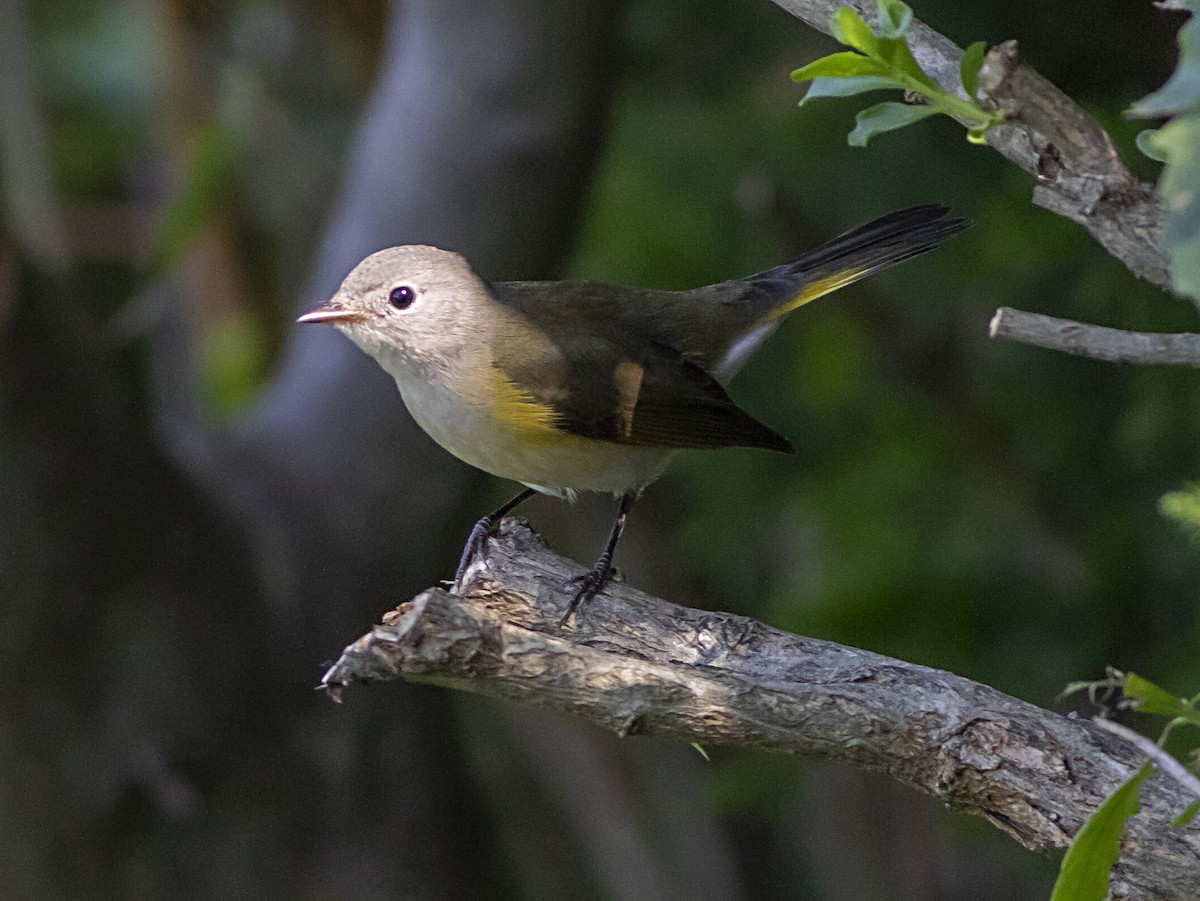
[298,204,966,622]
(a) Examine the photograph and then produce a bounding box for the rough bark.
[324,520,1200,901]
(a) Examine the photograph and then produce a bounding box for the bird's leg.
[561,491,636,626]
[455,487,537,585]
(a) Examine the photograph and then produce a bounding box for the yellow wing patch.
[491,369,564,438]
[764,266,872,322]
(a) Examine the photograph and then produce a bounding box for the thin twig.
[988,307,1200,366]
[1093,717,1200,804]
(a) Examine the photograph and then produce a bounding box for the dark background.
[1,0,1196,898]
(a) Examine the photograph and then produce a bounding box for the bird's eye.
[388,285,416,310]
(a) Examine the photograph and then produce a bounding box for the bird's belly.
[397,377,673,496]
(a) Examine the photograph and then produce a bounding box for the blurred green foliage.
[19,0,373,412]
[1161,483,1200,544]
[145,122,237,282]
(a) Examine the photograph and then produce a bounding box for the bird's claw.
[454,518,496,587]
[559,564,614,627]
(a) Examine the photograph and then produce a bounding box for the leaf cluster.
[790,0,1003,147]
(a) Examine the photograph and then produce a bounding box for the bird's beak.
[296,301,365,324]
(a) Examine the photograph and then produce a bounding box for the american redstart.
[299,204,965,621]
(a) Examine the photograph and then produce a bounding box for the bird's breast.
[393,368,672,496]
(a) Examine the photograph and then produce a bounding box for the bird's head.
[298,245,487,371]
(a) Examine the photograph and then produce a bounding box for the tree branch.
[768,0,1169,289]
[989,307,1200,366]
[323,520,1200,901]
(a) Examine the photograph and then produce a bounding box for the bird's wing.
[492,319,794,453]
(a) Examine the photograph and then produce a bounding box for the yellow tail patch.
[763,266,873,322]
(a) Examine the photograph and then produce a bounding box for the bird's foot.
[560,562,616,627]
[454,515,497,588]
[453,488,538,590]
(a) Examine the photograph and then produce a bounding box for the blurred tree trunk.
[0,0,652,897]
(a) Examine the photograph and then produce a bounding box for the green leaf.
[874,0,913,39]
[791,52,890,83]
[847,101,939,147]
[1153,114,1200,302]
[960,41,986,98]
[1128,8,1200,118]
[1123,673,1200,726]
[873,36,934,87]
[1049,763,1154,901]
[1173,799,1200,829]
[800,75,902,105]
[1135,128,1169,162]
[690,742,711,762]
[831,6,876,53]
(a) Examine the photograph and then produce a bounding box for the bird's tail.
[750,204,967,322]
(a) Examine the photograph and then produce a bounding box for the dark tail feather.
[750,204,968,320]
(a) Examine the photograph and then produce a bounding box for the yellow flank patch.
[491,370,563,437]
[765,266,872,321]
